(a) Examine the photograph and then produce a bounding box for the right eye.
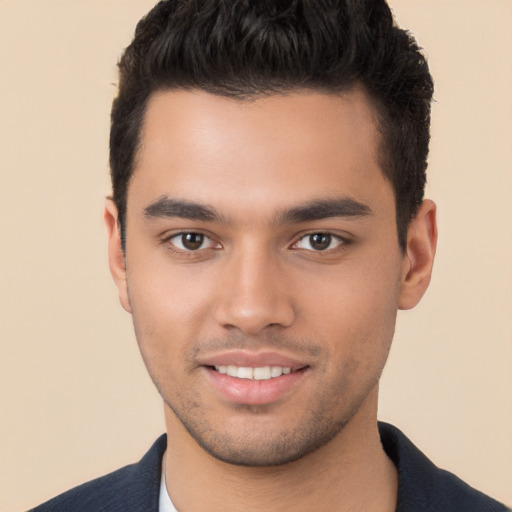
[167,232,218,251]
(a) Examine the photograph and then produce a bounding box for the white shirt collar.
[159,451,178,512]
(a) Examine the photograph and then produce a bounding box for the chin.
[170,401,352,467]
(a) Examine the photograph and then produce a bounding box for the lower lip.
[204,367,308,405]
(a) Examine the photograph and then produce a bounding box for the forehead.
[129,88,391,218]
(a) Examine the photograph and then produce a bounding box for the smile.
[205,363,308,405]
[214,365,292,380]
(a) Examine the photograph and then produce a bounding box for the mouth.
[201,355,310,405]
[211,365,296,380]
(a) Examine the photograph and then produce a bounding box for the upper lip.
[198,350,309,371]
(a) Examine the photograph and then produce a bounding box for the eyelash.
[161,231,351,256]
[162,232,220,255]
[291,232,350,253]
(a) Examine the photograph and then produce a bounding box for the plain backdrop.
[0,1,511,510]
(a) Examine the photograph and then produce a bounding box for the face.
[107,88,434,466]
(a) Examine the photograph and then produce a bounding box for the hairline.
[118,83,406,252]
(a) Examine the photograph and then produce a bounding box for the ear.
[398,199,438,310]
[104,199,132,313]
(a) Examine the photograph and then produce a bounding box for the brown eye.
[309,233,331,251]
[168,232,217,252]
[293,232,344,252]
[180,233,205,250]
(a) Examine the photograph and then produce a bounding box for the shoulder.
[379,422,509,512]
[29,435,167,512]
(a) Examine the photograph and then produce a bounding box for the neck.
[163,388,397,512]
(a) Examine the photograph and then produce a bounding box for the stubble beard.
[156,370,380,467]
[131,311,391,467]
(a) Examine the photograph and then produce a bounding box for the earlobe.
[104,199,132,314]
[398,199,438,310]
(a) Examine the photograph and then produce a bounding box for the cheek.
[303,254,401,372]
[126,257,217,360]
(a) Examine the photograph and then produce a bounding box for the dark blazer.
[30,422,509,512]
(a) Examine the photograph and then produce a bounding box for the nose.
[213,247,296,335]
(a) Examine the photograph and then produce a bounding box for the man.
[30,0,509,511]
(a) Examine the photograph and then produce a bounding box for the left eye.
[168,233,217,251]
[294,233,343,251]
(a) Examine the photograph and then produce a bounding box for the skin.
[106,88,437,511]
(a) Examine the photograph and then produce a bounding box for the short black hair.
[110,0,433,250]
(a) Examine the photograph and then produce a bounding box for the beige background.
[0,1,510,510]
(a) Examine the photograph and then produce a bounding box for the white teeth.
[237,367,253,379]
[270,366,282,377]
[227,365,238,377]
[214,365,292,380]
[253,366,271,380]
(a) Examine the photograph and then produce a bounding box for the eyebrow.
[143,195,372,224]
[144,196,222,222]
[276,197,373,224]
